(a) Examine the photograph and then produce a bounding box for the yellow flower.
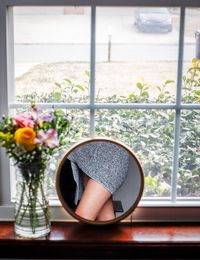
[0,132,6,139]
[0,132,13,142]
[14,127,36,151]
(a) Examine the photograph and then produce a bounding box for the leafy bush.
[16,59,200,198]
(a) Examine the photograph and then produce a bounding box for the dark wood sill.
[0,221,200,259]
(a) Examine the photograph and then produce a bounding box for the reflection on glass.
[95,109,175,198]
[183,8,200,103]
[96,7,179,103]
[177,110,200,198]
[14,6,90,103]
[57,139,144,222]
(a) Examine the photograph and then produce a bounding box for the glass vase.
[14,162,51,238]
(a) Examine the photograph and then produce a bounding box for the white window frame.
[0,0,200,221]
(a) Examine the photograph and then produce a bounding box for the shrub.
[16,59,200,198]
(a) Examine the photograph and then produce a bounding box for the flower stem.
[15,182,26,224]
[29,181,39,234]
[39,183,50,227]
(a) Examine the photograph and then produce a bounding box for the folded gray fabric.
[68,141,130,205]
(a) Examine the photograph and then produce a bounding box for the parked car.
[135,7,173,33]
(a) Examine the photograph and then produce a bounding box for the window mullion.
[5,0,200,8]
[0,1,11,206]
[7,7,15,106]
[89,4,96,137]
[9,103,200,110]
[171,6,185,202]
[6,0,91,6]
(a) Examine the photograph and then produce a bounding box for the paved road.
[14,12,196,75]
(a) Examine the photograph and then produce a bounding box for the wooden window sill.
[0,221,200,259]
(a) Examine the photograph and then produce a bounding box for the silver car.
[135,7,173,33]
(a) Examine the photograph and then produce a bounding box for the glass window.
[95,109,175,198]
[1,1,200,221]
[10,5,200,204]
[14,6,91,104]
[13,6,91,200]
[96,7,179,103]
[183,8,200,103]
[177,110,200,199]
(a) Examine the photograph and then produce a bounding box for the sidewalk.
[14,13,181,45]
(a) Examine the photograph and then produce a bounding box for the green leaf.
[141,91,149,97]
[182,87,191,91]
[192,58,199,63]
[165,80,174,85]
[149,133,159,139]
[53,92,61,100]
[158,93,164,99]
[156,86,161,92]
[75,85,85,91]
[194,90,200,96]
[145,176,157,189]
[136,82,143,90]
[85,70,90,77]
[54,82,61,88]
[128,93,136,98]
[64,78,72,84]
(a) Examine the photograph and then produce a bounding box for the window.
[0,0,200,221]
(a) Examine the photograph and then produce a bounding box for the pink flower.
[30,108,55,126]
[35,129,59,148]
[13,114,35,128]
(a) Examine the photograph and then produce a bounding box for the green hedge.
[17,59,200,198]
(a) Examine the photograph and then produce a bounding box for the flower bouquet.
[0,104,71,238]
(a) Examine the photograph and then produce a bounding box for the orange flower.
[14,127,36,151]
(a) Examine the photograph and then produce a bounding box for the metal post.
[195,30,200,59]
[108,34,112,62]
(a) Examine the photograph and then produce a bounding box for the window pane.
[183,8,200,104]
[14,6,90,103]
[96,7,179,103]
[95,109,175,198]
[177,110,200,198]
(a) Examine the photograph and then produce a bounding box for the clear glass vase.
[14,162,51,238]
